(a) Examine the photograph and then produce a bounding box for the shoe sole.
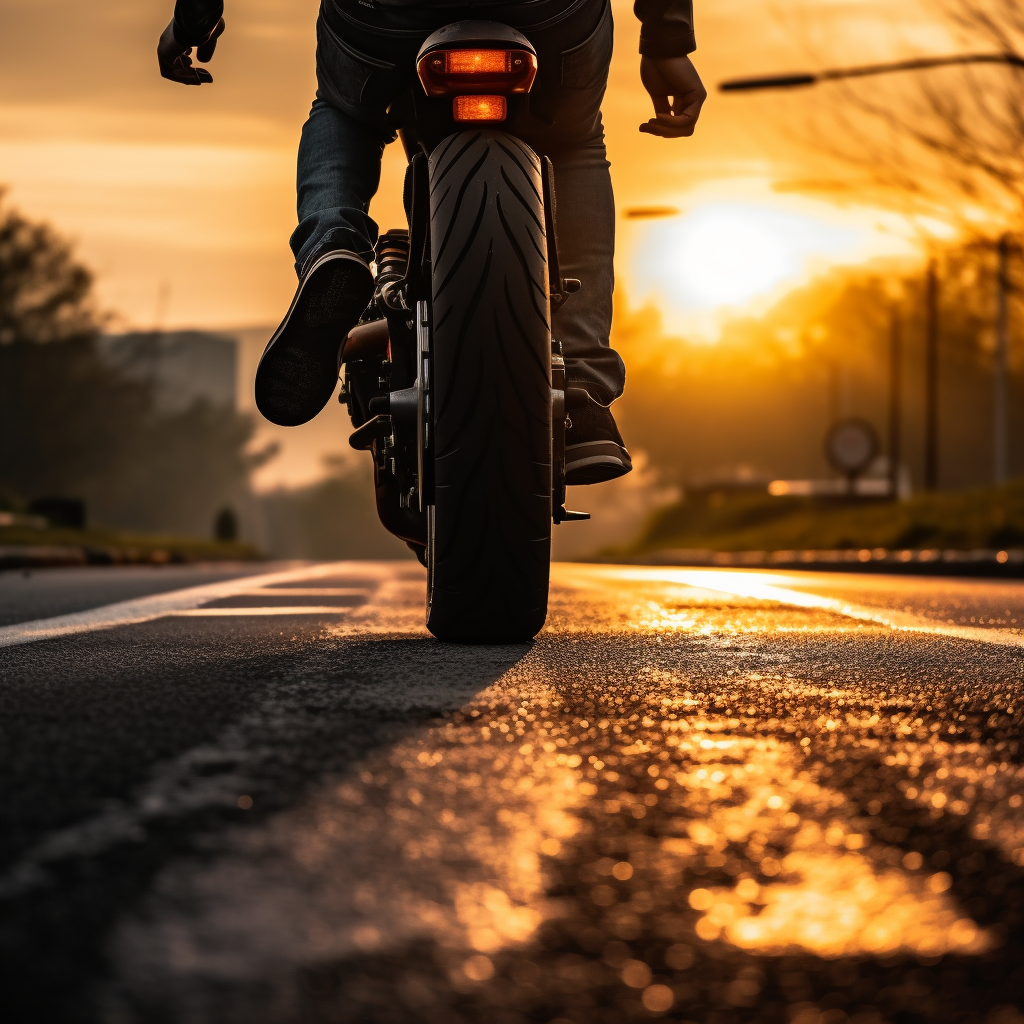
[255,252,373,427]
[565,441,633,485]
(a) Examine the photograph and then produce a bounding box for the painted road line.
[0,562,378,649]
[235,588,370,597]
[170,607,363,617]
[583,566,1024,649]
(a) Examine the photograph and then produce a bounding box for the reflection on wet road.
[2,563,1023,1023]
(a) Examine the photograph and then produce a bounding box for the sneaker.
[564,391,633,485]
[255,250,374,426]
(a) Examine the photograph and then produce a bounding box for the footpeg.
[349,414,393,452]
[554,506,590,524]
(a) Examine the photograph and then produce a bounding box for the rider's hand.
[157,17,224,86]
[639,54,707,137]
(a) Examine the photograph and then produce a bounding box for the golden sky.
[0,0,958,487]
[0,0,951,324]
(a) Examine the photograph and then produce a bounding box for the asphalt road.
[1,561,1023,1024]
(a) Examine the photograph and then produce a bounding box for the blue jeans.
[291,0,625,405]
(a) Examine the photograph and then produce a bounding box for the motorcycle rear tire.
[426,130,552,643]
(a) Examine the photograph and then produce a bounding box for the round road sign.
[824,417,880,477]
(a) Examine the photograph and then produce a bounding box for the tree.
[613,250,1024,492]
[0,191,100,345]
[791,2,1024,230]
[922,1,1024,218]
[0,195,267,535]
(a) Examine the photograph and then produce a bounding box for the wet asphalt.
[1,562,1022,1024]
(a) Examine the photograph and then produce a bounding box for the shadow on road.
[87,628,1024,1024]
[0,626,531,1023]
[272,630,1024,1024]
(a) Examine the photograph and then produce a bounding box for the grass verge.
[0,525,261,566]
[611,481,1024,558]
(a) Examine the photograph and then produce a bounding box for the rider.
[158,0,704,485]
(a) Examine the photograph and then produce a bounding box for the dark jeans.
[291,0,625,404]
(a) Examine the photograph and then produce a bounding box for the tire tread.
[426,131,551,642]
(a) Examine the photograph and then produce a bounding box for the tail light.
[417,48,538,97]
[453,95,507,122]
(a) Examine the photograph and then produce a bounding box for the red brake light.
[417,48,538,97]
[453,95,507,122]
[447,49,510,75]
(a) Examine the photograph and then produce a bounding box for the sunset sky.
[0,0,966,488]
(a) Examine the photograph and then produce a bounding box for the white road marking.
[238,588,369,597]
[6,560,1021,651]
[0,562,383,649]
[170,607,363,617]
[593,567,1024,648]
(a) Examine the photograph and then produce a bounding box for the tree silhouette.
[0,195,265,535]
[789,1,1024,229]
[0,191,100,345]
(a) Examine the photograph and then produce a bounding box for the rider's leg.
[512,0,624,407]
[547,122,624,407]
[547,127,632,484]
[255,99,385,427]
[520,0,631,482]
[256,0,418,428]
[291,99,386,276]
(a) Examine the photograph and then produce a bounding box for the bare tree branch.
[811,1,1024,234]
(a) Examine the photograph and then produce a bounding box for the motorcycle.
[339,20,591,644]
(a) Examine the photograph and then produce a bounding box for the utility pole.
[889,306,903,500]
[827,358,841,423]
[994,234,1010,485]
[924,259,939,490]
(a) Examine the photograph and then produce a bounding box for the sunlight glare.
[653,709,993,959]
[629,201,898,340]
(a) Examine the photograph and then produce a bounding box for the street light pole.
[889,306,903,500]
[924,259,939,490]
[995,234,1010,485]
[719,52,1024,93]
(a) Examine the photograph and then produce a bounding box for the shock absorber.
[374,228,416,387]
[374,229,410,312]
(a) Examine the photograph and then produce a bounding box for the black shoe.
[565,393,633,485]
[255,251,374,426]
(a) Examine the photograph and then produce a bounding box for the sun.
[663,205,809,307]
[626,199,899,339]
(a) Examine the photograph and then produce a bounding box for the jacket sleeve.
[172,0,224,46]
[633,0,695,59]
